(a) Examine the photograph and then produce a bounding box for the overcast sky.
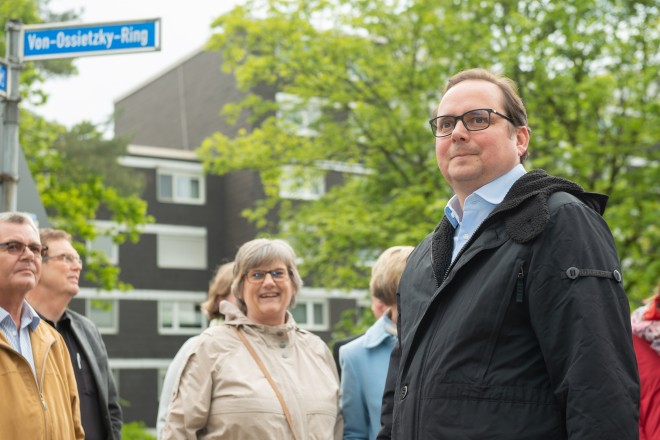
[26,0,244,136]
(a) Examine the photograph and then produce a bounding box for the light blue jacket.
[339,314,396,440]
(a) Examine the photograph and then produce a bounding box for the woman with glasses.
[162,238,342,439]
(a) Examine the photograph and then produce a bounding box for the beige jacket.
[163,301,342,440]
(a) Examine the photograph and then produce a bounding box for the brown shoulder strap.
[232,326,297,440]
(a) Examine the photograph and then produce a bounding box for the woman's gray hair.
[231,238,303,315]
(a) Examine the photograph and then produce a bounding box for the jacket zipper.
[441,214,492,283]
[39,339,55,440]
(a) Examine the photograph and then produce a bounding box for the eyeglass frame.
[429,108,514,138]
[243,269,291,284]
[43,253,83,266]
[0,241,49,258]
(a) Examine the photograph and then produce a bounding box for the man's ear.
[515,126,530,158]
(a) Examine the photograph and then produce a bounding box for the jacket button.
[399,385,408,400]
[566,267,579,279]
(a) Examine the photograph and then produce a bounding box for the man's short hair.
[39,228,72,247]
[440,68,529,162]
[370,246,414,306]
[0,212,38,234]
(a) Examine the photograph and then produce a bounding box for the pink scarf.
[631,295,660,356]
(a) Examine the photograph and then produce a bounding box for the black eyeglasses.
[429,108,514,138]
[244,269,290,284]
[44,253,83,266]
[0,241,48,258]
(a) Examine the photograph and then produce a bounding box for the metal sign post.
[0,20,23,211]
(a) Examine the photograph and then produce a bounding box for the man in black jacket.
[378,68,639,439]
[27,228,122,440]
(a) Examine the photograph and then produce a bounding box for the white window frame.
[279,164,326,200]
[290,298,329,331]
[156,227,208,270]
[85,299,119,334]
[276,92,323,137]
[86,234,119,266]
[157,168,206,205]
[158,300,206,335]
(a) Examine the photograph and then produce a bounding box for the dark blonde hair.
[440,68,529,162]
[39,228,72,252]
[370,246,414,306]
[231,238,303,315]
[201,262,235,320]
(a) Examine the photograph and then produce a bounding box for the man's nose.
[451,119,470,140]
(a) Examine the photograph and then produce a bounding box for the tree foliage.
[20,114,152,290]
[3,0,153,290]
[199,0,659,304]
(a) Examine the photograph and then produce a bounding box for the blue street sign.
[21,18,161,61]
[0,60,7,96]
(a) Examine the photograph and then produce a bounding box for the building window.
[157,233,207,270]
[157,170,205,205]
[290,299,328,331]
[159,301,205,335]
[276,92,323,137]
[87,234,119,265]
[86,299,119,334]
[279,165,325,200]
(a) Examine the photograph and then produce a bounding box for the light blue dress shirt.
[340,314,397,440]
[0,300,41,377]
[445,164,526,262]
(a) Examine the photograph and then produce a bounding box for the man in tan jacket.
[0,212,84,439]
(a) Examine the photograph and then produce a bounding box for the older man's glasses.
[44,253,83,266]
[0,241,48,258]
[244,269,290,284]
[429,108,513,138]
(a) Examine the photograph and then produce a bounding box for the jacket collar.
[219,300,298,335]
[431,169,607,284]
[363,314,396,349]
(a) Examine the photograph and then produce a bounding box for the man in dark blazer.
[27,228,122,440]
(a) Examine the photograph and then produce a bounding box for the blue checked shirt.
[0,300,41,377]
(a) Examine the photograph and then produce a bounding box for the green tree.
[20,114,152,290]
[199,0,659,303]
[121,421,156,440]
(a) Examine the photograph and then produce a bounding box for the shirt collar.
[0,300,41,331]
[444,164,526,227]
[22,301,41,331]
[39,309,71,330]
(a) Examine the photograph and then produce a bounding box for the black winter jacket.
[379,170,639,439]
